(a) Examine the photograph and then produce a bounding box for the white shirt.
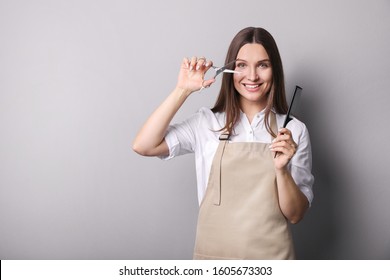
[162,107,314,206]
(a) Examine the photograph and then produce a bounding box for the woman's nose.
[247,67,259,81]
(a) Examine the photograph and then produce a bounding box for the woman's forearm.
[132,87,191,156]
[275,168,309,224]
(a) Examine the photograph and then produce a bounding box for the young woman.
[133,27,314,259]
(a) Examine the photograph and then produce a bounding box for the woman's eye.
[259,63,270,68]
[236,63,246,68]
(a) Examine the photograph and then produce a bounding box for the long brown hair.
[212,27,288,137]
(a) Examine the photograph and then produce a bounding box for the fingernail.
[196,65,200,70]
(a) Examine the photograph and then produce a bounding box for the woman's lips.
[243,83,262,91]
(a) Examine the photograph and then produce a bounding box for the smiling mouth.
[243,83,261,89]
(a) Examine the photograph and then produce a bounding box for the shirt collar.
[240,107,274,127]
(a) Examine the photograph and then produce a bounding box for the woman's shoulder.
[197,106,222,116]
[196,106,213,115]
[176,107,224,133]
[194,107,225,124]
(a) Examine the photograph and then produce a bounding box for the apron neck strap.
[270,111,278,138]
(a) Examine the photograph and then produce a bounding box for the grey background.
[0,0,389,259]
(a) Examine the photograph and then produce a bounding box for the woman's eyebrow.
[236,58,271,63]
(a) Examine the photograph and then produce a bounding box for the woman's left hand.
[269,128,297,170]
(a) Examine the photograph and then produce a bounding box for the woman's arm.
[269,128,309,224]
[132,57,214,157]
[132,87,190,157]
[274,168,309,224]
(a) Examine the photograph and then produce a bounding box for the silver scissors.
[211,60,240,78]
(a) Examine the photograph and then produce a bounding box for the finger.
[270,140,290,151]
[280,133,297,149]
[202,78,216,88]
[274,128,294,143]
[205,59,213,69]
[182,57,190,69]
[196,57,207,71]
[271,139,297,155]
[273,134,290,145]
[197,56,206,64]
[278,128,291,135]
[270,144,295,159]
[189,56,197,71]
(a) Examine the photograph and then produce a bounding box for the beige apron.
[193,113,295,260]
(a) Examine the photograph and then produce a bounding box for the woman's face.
[233,43,273,110]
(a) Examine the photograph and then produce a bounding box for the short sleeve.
[288,119,315,206]
[159,111,201,160]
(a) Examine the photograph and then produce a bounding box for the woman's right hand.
[176,57,215,94]
[133,56,215,157]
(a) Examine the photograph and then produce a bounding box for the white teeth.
[245,84,260,89]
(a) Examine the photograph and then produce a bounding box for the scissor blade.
[215,60,237,77]
[222,69,240,74]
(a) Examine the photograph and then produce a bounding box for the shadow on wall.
[290,84,344,260]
